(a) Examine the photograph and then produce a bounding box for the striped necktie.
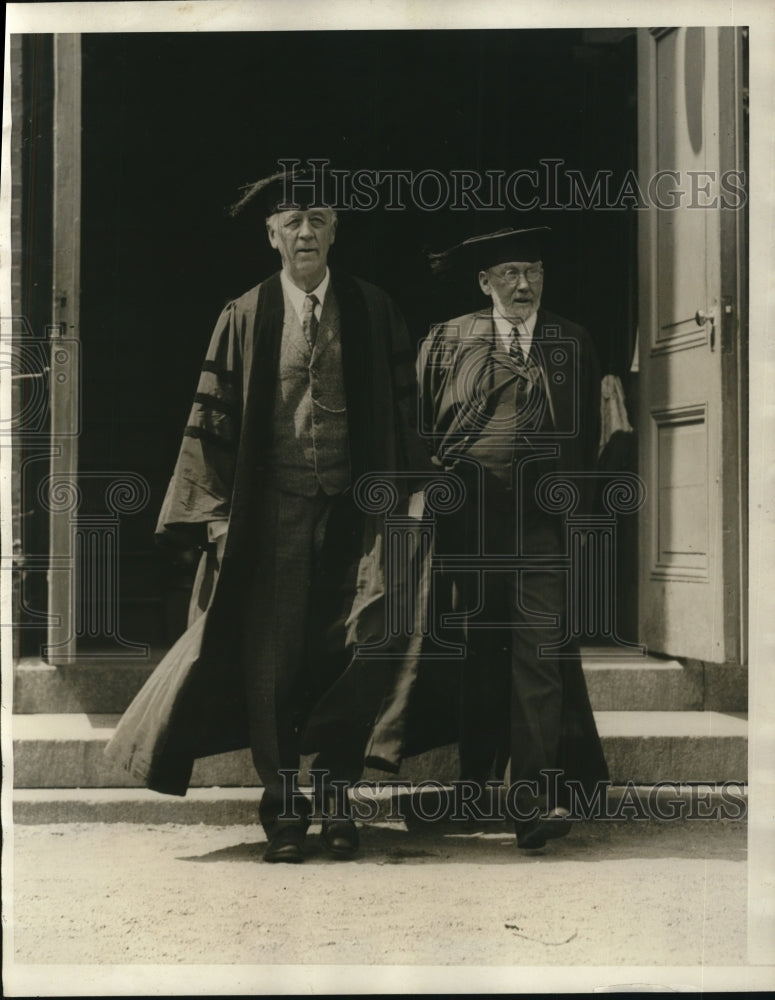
[509,326,527,368]
[302,293,320,347]
[509,325,549,432]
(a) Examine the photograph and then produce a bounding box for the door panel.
[637,27,743,662]
[654,405,708,576]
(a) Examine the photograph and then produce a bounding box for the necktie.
[302,293,320,348]
[509,326,543,431]
[509,327,527,368]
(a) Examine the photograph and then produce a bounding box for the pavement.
[4,809,769,996]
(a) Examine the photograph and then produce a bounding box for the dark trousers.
[445,471,570,811]
[241,487,365,834]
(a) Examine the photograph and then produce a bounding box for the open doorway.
[20,28,641,654]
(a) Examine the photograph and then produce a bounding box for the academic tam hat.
[428,225,551,274]
[228,165,337,219]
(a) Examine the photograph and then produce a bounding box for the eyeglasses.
[490,264,544,283]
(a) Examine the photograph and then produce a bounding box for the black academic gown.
[104,271,440,794]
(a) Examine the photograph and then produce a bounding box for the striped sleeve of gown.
[156,300,246,548]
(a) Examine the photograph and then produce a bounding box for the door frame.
[46,33,82,663]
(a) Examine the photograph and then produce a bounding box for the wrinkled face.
[266,208,337,291]
[478,260,544,322]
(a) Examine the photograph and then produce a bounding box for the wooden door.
[637,27,745,663]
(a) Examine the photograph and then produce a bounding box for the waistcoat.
[268,288,351,496]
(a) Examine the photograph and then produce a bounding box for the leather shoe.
[321,817,359,859]
[263,824,306,864]
[515,807,572,850]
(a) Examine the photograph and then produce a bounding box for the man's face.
[478,260,544,323]
[266,208,337,291]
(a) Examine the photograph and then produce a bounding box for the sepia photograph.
[2,1,773,994]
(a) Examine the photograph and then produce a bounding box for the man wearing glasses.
[418,226,608,849]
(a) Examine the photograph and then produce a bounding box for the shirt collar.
[492,308,537,354]
[280,267,330,322]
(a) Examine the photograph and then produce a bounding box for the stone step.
[581,649,746,712]
[12,648,746,714]
[12,710,748,788]
[12,783,749,826]
[13,654,164,715]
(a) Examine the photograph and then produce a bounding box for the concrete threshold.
[16,649,746,713]
[11,710,749,740]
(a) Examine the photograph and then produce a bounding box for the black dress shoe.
[264,824,307,864]
[515,808,572,850]
[321,817,359,859]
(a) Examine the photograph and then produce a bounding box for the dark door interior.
[72,28,638,648]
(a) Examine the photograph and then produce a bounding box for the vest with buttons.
[267,288,351,496]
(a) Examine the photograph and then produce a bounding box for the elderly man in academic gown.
[105,167,433,863]
[418,226,609,849]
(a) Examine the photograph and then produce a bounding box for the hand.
[168,546,201,572]
[407,492,425,520]
[207,521,229,566]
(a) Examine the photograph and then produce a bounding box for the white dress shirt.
[492,308,537,358]
[280,267,330,323]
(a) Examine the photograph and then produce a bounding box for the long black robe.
[104,271,442,794]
